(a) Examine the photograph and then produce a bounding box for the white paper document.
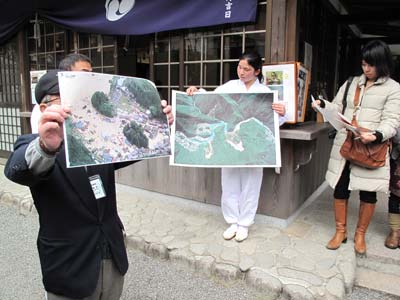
[311,95,374,135]
[311,95,346,131]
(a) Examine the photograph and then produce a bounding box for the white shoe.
[235,226,248,242]
[223,224,238,240]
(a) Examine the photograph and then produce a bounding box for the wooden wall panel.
[116,133,333,220]
[116,158,222,205]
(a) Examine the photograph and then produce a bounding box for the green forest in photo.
[173,92,278,166]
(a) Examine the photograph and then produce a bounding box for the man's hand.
[38,105,70,152]
[161,100,174,125]
[272,102,286,116]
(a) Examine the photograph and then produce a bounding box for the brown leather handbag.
[339,85,390,169]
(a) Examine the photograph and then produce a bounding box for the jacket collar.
[357,74,388,86]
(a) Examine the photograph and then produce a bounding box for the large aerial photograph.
[59,72,171,168]
[171,91,280,167]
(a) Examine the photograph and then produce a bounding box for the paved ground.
[0,204,263,300]
[1,162,399,300]
[1,203,398,300]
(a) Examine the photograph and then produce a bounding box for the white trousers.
[221,167,263,227]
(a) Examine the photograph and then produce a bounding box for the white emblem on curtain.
[105,0,136,21]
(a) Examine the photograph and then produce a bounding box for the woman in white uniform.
[187,51,286,242]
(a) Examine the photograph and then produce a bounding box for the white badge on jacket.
[89,175,106,199]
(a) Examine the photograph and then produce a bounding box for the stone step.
[364,242,400,266]
[355,256,400,297]
[357,252,400,277]
[355,267,400,297]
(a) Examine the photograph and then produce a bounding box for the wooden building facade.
[0,0,399,222]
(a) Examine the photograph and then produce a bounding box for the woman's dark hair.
[59,53,92,71]
[239,51,264,82]
[361,40,394,78]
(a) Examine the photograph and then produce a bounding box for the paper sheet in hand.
[337,113,374,135]
[58,71,171,168]
[311,96,373,135]
[337,112,358,134]
[311,95,346,131]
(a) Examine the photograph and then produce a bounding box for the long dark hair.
[239,51,264,82]
[361,40,394,78]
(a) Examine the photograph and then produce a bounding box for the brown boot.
[326,199,348,250]
[354,202,376,256]
[384,213,400,249]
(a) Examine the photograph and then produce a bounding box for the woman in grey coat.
[313,40,400,256]
[386,129,400,249]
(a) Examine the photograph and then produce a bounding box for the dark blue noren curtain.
[0,0,258,44]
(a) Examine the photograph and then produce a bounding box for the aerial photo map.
[171,91,281,167]
[58,72,171,168]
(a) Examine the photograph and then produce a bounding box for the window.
[154,33,180,102]
[28,19,66,71]
[0,40,21,154]
[183,1,266,91]
[71,33,116,74]
[154,1,267,100]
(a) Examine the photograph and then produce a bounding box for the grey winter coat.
[324,74,400,193]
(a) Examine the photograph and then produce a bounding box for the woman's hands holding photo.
[186,86,198,96]
[272,102,286,116]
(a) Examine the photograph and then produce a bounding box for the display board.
[262,62,310,123]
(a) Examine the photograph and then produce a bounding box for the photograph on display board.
[297,64,310,122]
[262,62,297,123]
[262,62,310,123]
[170,91,281,168]
[58,71,171,168]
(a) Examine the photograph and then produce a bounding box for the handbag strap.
[351,84,361,126]
[350,82,391,151]
[341,76,353,114]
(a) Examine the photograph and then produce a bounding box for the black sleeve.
[4,134,44,187]
[372,131,383,144]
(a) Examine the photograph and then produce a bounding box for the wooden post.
[267,0,298,63]
[265,1,273,63]
[179,34,184,93]
[270,0,287,63]
[285,0,298,61]
[17,30,31,134]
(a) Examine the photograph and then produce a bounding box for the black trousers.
[389,193,400,213]
[389,158,400,214]
[334,161,377,204]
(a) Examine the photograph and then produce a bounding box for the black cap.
[35,69,60,104]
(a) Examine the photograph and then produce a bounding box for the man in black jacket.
[30,53,93,133]
[5,70,173,300]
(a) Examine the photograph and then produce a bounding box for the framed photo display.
[262,62,310,123]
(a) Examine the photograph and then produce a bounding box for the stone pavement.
[0,161,399,300]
